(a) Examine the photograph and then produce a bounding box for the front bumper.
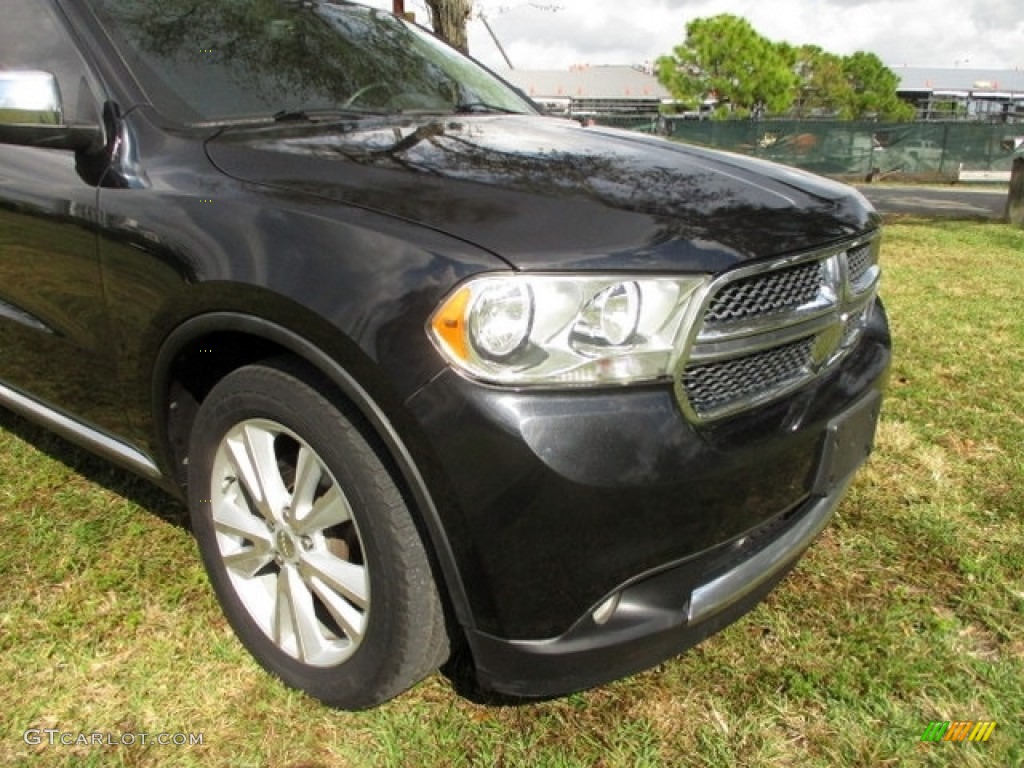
[468,389,879,698]
[468,445,868,698]
[404,300,889,697]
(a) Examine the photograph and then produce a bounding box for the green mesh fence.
[587,115,662,133]
[593,117,1022,181]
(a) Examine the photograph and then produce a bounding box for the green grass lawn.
[0,218,1021,767]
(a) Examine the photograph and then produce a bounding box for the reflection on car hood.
[206,115,879,272]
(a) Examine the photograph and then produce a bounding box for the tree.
[840,51,914,120]
[788,47,913,120]
[656,14,798,119]
[659,15,914,121]
[424,0,473,55]
[789,44,853,118]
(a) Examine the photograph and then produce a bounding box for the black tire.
[187,359,449,709]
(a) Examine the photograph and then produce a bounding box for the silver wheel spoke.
[225,424,288,521]
[299,550,369,609]
[271,569,292,651]
[294,484,351,535]
[214,499,275,578]
[310,575,367,642]
[291,445,322,517]
[273,566,327,663]
[222,545,275,579]
[213,497,273,542]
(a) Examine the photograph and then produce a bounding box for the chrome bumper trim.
[687,478,851,624]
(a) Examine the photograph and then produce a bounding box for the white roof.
[500,65,1024,102]
[500,65,671,102]
[894,67,1024,94]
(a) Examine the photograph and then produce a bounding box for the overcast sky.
[360,0,1023,73]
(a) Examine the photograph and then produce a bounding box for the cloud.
[360,0,1024,71]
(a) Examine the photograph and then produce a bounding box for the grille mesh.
[846,244,875,292]
[678,234,881,421]
[704,261,824,325]
[682,337,814,416]
[841,306,869,348]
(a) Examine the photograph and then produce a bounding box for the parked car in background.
[893,138,945,172]
[0,0,890,708]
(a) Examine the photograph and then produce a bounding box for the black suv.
[0,0,890,709]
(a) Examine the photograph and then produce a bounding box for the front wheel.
[187,360,449,709]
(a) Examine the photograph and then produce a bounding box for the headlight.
[468,281,533,360]
[429,274,709,386]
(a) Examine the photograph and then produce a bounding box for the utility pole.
[1007,150,1024,228]
[479,12,514,69]
[476,3,562,70]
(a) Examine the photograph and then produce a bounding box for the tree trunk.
[1007,156,1024,228]
[425,0,473,55]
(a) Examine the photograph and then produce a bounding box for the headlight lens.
[468,281,533,360]
[573,281,641,346]
[429,274,709,386]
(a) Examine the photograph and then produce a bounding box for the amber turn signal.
[431,285,472,362]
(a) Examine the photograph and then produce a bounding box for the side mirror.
[0,70,103,153]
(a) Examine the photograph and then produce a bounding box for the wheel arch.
[152,311,475,631]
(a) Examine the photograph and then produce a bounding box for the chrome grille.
[677,232,881,422]
[704,261,823,325]
[841,305,870,349]
[846,241,878,294]
[682,338,814,415]
[846,244,872,283]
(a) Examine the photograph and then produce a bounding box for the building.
[502,64,1024,125]
[895,67,1024,122]
[500,65,672,117]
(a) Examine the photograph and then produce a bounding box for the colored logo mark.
[920,721,996,742]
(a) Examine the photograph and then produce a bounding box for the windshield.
[87,0,537,124]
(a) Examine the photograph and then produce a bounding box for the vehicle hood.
[206,115,879,273]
